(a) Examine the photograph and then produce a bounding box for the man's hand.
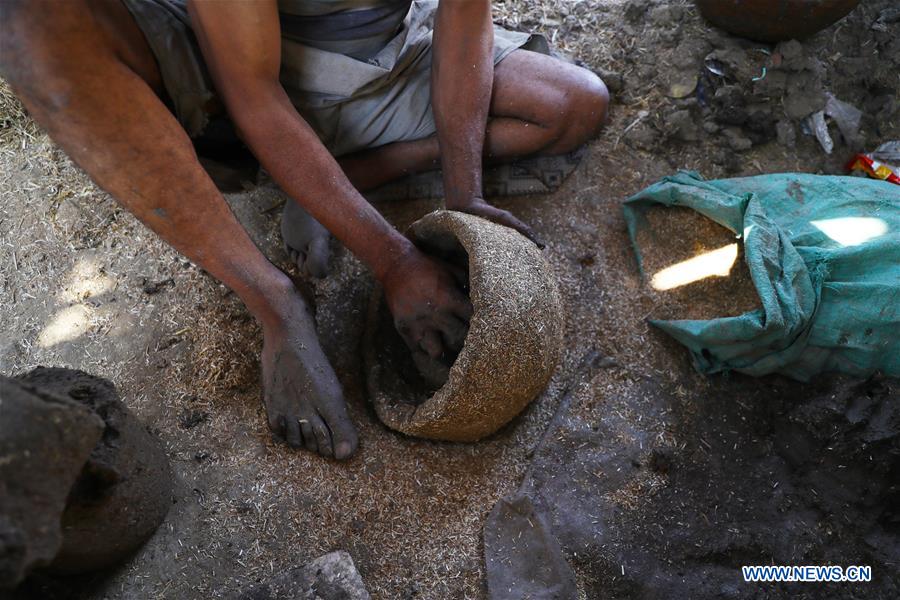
[431,2,544,250]
[447,196,545,248]
[381,248,473,385]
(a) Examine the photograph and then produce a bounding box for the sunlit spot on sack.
[651,243,739,291]
[811,217,888,247]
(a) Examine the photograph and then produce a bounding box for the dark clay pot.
[14,368,173,574]
[695,0,862,42]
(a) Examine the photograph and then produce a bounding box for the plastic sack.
[624,171,900,380]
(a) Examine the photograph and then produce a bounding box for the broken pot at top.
[695,0,861,43]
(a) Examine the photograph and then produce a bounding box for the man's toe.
[269,414,287,443]
[305,236,330,279]
[328,417,358,460]
[294,249,309,273]
[285,418,302,448]
[335,443,351,460]
[333,436,357,460]
[299,420,317,453]
[308,415,333,457]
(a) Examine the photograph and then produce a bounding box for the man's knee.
[0,1,121,117]
[0,1,70,106]
[0,1,32,85]
[1,38,72,117]
[554,66,610,150]
[576,69,611,137]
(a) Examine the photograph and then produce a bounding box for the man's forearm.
[232,86,415,281]
[432,0,494,208]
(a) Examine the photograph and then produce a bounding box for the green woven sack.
[624,172,900,380]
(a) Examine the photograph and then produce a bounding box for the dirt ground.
[2,1,898,599]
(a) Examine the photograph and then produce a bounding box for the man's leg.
[339,50,609,192]
[0,0,357,458]
[284,50,608,276]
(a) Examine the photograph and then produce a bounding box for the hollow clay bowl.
[363,210,564,442]
[15,368,173,574]
[695,0,861,42]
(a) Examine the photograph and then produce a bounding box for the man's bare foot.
[281,201,331,278]
[261,294,357,459]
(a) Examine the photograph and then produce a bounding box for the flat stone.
[233,551,369,600]
[667,72,698,99]
[776,119,797,147]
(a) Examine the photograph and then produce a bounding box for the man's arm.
[432,0,540,244]
[188,0,413,281]
[188,0,470,361]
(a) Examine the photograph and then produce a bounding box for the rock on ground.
[233,551,369,600]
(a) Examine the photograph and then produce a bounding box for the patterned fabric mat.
[365,148,585,202]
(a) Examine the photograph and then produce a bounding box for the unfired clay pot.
[11,368,173,575]
[0,377,104,588]
[364,211,564,442]
[695,0,861,42]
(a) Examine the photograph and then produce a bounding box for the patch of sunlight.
[811,217,888,247]
[62,256,114,302]
[37,304,94,348]
[651,243,739,291]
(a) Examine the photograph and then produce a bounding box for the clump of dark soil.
[14,368,173,576]
[613,374,900,598]
[618,0,900,174]
[490,368,900,599]
[0,376,104,589]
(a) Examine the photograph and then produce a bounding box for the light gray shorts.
[123,0,548,156]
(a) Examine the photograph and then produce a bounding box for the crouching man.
[0,0,608,459]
